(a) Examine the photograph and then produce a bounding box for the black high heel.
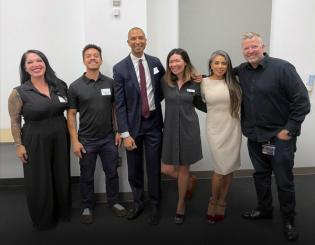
[174,213,185,224]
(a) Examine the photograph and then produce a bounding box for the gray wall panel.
[179,0,272,74]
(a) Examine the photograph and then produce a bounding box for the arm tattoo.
[8,89,23,145]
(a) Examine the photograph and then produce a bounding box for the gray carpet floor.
[0,175,314,245]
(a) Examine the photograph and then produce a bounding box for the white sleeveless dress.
[201,78,241,175]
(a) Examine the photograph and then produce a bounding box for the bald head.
[128,27,145,40]
[127,27,147,58]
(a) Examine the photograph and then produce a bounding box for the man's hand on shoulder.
[192,73,203,83]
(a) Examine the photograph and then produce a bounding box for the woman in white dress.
[201,50,242,223]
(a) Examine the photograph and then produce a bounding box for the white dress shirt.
[121,53,156,138]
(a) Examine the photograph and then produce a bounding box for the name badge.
[262,143,276,156]
[186,88,195,93]
[58,96,67,103]
[101,88,111,96]
[153,67,159,74]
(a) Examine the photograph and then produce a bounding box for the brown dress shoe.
[111,203,127,217]
[80,213,93,224]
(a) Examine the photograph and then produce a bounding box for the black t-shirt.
[68,73,115,139]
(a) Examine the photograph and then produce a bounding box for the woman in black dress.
[8,50,71,229]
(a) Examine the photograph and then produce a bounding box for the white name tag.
[153,67,159,74]
[58,96,67,103]
[186,89,195,93]
[101,88,111,96]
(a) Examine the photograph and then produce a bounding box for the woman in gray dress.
[161,48,205,224]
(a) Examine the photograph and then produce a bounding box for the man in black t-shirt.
[67,44,126,224]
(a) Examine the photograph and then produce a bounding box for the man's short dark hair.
[82,44,102,59]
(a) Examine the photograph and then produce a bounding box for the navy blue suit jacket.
[113,54,165,138]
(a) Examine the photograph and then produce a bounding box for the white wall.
[0,0,179,193]
[0,0,148,193]
[1,0,314,191]
[0,0,86,179]
[82,0,148,192]
[270,0,315,166]
[0,0,86,129]
[147,0,179,66]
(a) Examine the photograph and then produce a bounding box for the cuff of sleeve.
[120,132,130,138]
[285,120,300,136]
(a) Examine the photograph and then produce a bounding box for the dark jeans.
[79,133,119,209]
[247,137,297,218]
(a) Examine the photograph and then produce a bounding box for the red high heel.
[207,214,216,224]
[206,197,216,224]
[214,202,226,222]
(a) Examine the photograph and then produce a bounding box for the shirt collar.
[82,72,104,84]
[130,53,146,65]
[246,53,269,70]
[22,80,34,90]
[22,80,46,91]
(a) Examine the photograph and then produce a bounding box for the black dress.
[15,80,71,229]
[161,80,203,165]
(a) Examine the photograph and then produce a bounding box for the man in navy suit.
[113,27,165,225]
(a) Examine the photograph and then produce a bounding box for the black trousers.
[22,117,71,229]
[247,137,297,218]
[79,133,119,209]
[126,111,162,209]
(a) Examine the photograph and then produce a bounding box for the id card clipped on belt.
[262,142,276,156]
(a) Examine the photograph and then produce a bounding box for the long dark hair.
[164,48,197,86]
[208,50,242,118]
[19,49,60,92]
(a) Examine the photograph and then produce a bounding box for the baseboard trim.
[0,176,80,186]
[1,167,315,203]
[95,167,315,203]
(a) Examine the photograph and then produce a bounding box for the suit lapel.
[145,54,156,89]
[127,56,140,93]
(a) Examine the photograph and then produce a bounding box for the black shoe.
[283,219,299,241]
[242,209,273,220]
[148,206,160,225]
[126,207,144,220]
